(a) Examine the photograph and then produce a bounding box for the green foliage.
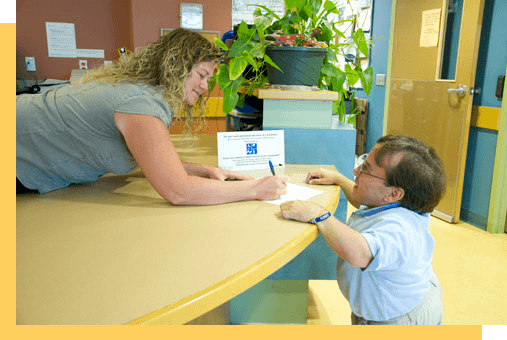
[209,0,375,122]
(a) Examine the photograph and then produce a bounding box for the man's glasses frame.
[358,163,387,181]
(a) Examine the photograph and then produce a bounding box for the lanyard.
[354,203,401,217]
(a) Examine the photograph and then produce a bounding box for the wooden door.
[386,0,485,222]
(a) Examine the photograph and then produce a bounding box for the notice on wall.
[232,0,285,26]
[46,22,77,58]
[76,49,105,58]
[217,130,284,171]
[420,8,441,47]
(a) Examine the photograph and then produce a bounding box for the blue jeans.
[351,275,443,325]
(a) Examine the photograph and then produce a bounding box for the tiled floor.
[307,204,507,325]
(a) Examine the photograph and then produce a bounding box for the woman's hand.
[280,200,326,223]
[305,167,340,185]
[254,176,290,200]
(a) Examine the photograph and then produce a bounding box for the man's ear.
[384,187,404,204]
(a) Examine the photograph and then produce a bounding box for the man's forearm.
[333,172,360,208]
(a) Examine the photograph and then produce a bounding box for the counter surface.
[16,134,340,325]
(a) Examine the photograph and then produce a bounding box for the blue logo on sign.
[246,143,257,155]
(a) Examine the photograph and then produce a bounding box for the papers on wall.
[217,130,284,171]
[46,22,105,59]
[46,22,77,58]
[420,8,442,47]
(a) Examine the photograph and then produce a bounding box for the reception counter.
[16,134,340,325]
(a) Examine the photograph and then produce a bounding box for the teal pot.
[265,46,326,86]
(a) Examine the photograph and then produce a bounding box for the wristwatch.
[309,211,332,224]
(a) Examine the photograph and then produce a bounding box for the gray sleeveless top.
[16,82,174,193]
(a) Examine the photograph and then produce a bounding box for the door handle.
[447,85,467,98]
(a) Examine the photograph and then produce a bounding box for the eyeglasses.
[358,163,386,181]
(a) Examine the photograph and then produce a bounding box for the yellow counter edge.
[125,187,341,325]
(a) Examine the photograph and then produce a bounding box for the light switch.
[25,57,36,72]
[376,74,386,86]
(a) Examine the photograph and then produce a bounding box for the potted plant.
[210,0,374,126]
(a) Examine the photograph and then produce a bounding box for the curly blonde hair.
[79,28,222,131]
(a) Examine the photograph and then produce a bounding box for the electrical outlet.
[376,74,386,86]
[25,57,36,72]
[79,60,88,70]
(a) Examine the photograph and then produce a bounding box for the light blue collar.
[354,203,401,217]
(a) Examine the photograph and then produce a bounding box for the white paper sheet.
[420,8,441,47]
[264,183,325,206]
[46,22,77,58]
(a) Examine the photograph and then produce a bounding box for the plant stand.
[257,86,338,129]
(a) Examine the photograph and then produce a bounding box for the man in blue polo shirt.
[280,134,447,325]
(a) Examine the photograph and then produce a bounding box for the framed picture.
[180,3,203,30]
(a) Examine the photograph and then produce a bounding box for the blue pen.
[269,160,276,176]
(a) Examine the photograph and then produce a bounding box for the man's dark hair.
[375,134,447,214]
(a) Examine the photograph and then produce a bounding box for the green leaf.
[353,29,369,58]
[321,63,338,77]
[332,72,347,92]
[286,0,305,12]
[253,5,281,21]
[360,66,373,95]
[241,50,258,71]
[222,88,239,114]
[263,54,282,72]
[249,42,264,58]
[323,0,338,13]
[256,25,265,46]
[229,58,248,80]
[228,39,249,58]
[216,64,231,89]
[325,48,338,62]
[309,0,322,17]
[208,75,217,93]
[345,64,360,88]
[338,92,346,123]
[215,39,228,51]
[237,21,249,39]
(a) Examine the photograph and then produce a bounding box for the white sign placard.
[217,130,284,171]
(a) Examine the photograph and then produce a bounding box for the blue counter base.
[230,127,356,324]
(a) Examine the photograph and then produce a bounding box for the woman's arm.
[182,162,254,181]
[114,112,287,205]
[280,200,373,268]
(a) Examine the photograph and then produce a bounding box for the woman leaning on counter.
[16,28,287,204]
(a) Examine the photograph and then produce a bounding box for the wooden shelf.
[253,87,338,101]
